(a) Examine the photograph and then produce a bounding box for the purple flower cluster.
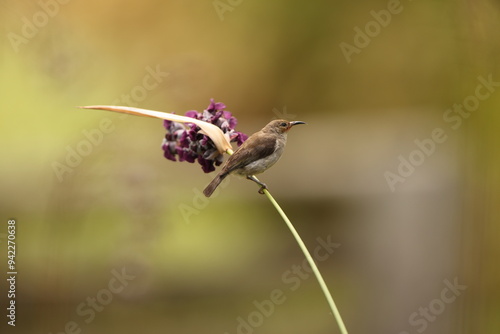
[161,99,248,173]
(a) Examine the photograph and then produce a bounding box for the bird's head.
[264,119,306,134]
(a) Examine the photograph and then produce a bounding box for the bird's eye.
[280,122,287,127]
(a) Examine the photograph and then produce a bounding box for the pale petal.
[79,105,233,154]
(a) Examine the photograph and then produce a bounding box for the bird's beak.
[290,121,306,126]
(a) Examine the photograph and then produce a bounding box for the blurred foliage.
[1,0,500,333]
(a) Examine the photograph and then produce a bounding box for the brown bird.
[203,119,306,197]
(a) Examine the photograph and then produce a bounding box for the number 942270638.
[7,219,16,271]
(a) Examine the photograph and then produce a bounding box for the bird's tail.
[203,173,227,197]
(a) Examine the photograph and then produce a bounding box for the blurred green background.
[1,0,500,333]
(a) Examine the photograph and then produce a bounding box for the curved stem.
[259,185,348,334]
[225,148,348,333]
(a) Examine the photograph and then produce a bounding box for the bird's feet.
[247,175,268,195]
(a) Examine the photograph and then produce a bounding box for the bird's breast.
[233,137,286,176]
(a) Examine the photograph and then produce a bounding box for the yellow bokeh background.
[1,1,499,333]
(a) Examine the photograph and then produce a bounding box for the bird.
[203,119,306,197]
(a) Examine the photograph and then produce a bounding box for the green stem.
[225,149,347,333]
[260,185,348,334]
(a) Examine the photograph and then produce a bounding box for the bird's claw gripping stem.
[247,175,268,195]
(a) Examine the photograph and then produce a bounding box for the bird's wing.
[223,134,276,173]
